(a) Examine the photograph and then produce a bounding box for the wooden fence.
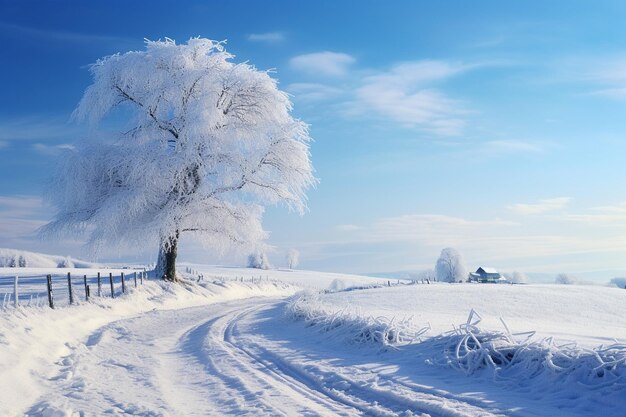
[0,270,148,310]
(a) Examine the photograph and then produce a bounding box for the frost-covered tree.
[286,249,299,269]
[42,38,315,281]
[555,273,576,285]
[435,247,467,283]
[248,251,271,270]
[609,277,626,288]
[509,271,528,284]
[57,256,75,268]
[18,255,26,268]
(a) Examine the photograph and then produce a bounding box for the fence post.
[97,272,102,297]
[109,272,115,298]
[134,272,137,288]
[140,271,144,285]
[67,272,74,305]
[83,275,89,301]
[13,276,19,308]
[121,272,126,293]
[86,285,90,299]
[46,274,54,309]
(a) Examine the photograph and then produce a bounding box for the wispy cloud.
[0,21,132,45]
[331,214,517,247]
[564,202,626,224]
[287,83,344,102]
[0,195,43,213]
[349,60,472,135]
[247,32,285,43]
[0,195,47,240]
[508,197,572,215]
[32,143,75,155]
[0,115,78,143]
[555,55,626,100]
[335,224,361,232]
[290,51,355,77]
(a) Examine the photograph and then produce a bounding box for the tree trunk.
[156,232,179,281]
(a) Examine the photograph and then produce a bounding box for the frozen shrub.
[57,256,75,268]
[609,277,626,288]
[248,252,271,270]
[555,273,576,285]
[509,271,528,284]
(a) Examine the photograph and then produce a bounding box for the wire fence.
[0,270,148,310]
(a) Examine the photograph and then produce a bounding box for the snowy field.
[1,262,625,416]
[293,283,626,347]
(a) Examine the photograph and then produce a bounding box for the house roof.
[476,267,499,274]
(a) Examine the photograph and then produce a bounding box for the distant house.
[469,267,506,283]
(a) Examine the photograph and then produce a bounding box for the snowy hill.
[0,248,99,269]
[2,265,625,417]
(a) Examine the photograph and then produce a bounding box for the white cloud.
[557,55,626,100]
[289,51,355,77]
[350,60,472,135]
[335,224,361,232]
[0,195,47,239]
[247,32,285,43]
[507,197,572,215]
[32,143,75,155]
[0,115,78,143]
[368,214,516,243]
[563,202,626,224]
[0,21,131,45]
[287,83,343,102]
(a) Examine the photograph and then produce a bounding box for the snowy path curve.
[24,297,511,417]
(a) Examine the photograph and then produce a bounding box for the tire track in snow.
[224,303,512,417]
[176,303,361,416]
[22,297,512,417]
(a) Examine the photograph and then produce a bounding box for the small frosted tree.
[609,277,626,288]
[509,271,528,284]
[57,256,74,268]
[248,252,271,270]
[286,249,299,269]
[555,273,576,285]
[42,38,315,280]
[435,247,467,283]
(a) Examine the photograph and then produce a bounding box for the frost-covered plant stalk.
[42,38,316,281]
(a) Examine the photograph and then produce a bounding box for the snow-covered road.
[23,297,515,417]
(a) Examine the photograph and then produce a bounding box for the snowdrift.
[286,285,626,403]
[286,290,430,346]
[0,248,99,269]
[0,273,299,416]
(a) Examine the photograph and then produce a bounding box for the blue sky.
[3,1,626,279]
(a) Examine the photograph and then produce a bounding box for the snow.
[285,282,626,416]
[0,248,100,269]
[292,283,626,346]
[0,272,298,416]
[2,263,625,416]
